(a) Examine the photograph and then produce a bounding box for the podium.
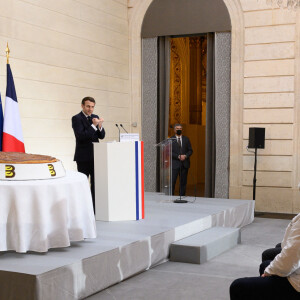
[94,141,144,221]
[156,139,173,197]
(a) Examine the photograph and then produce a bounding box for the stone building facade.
[1,0,299,213]
[129,0,300,213]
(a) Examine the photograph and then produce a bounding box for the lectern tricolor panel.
[94,141,144,221]
[135,141,145,220]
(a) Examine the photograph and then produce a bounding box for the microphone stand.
[174,137,187,204]
[115,124,120,142]
[120,124,128,133]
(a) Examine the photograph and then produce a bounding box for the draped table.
[0,171,96,253]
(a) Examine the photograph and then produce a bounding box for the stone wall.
[128,0,300,213]
[240,0,299,213]
[0,0,130,170]
[2,0,300,213]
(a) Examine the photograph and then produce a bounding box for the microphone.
[120,124,128,133]
[115,124,120,142]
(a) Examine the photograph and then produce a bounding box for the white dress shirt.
[265,213,300,292]
[82,111,102,131]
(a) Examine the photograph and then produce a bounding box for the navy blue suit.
[171,135,193,196]
[72,111,105,210]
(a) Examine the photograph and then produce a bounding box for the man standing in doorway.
[171,124,193,196]
[72,96,105,212]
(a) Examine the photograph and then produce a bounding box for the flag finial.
[5,42,10,64]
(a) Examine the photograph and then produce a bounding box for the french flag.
[135,141,144,220]
[2,64,25,152]
[0,93,3,151]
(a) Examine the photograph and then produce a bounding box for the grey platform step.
[169,227,241,264]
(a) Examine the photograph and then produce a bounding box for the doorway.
[136,0,242,200]
[168,36,207,197]
[142,33,231,198]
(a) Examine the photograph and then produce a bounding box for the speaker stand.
[253,147,257,201]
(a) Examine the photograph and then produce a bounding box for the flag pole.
[5,42,10,64]
[2,43,25,152]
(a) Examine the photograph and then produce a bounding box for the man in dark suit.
[72,96,105,211]
[171,124,193,196]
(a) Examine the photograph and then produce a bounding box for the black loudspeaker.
[248,127,265,149]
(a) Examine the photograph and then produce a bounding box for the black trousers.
[262,243,282,262]
[76,161,95,212]
[230,250,299,300]
[172,166,189,196]
[230,274,299,300]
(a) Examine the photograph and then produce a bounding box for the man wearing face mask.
[171,124,193,196]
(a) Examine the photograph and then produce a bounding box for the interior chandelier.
[266,0,300,9]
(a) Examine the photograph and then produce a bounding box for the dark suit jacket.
[72,112,105,162]
[171,135,193,169]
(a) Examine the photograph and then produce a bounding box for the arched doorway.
[129,0,245,200]
[168,35,207,197]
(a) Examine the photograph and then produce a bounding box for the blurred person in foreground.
[230,214,300,300]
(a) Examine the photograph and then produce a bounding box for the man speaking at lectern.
[171,124,193,196]
[72,96,105,211]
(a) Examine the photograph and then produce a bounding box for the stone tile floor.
[86,217,290,300]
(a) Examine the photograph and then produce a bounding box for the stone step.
[169,227,241,264]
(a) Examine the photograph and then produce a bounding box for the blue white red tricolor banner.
[2,64,25,152]
[135,141,145,220]
[0,93,3,151]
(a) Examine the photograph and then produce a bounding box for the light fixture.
[266,0,300,9]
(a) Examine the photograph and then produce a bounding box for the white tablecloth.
[0,170,96,253]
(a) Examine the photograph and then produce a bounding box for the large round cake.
[0,152,66,180]
[0,152,58,164]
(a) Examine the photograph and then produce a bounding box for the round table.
[0,171,96,253]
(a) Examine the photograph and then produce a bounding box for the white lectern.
[94,141,144,221]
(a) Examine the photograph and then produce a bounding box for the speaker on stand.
[248,127,265,201]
